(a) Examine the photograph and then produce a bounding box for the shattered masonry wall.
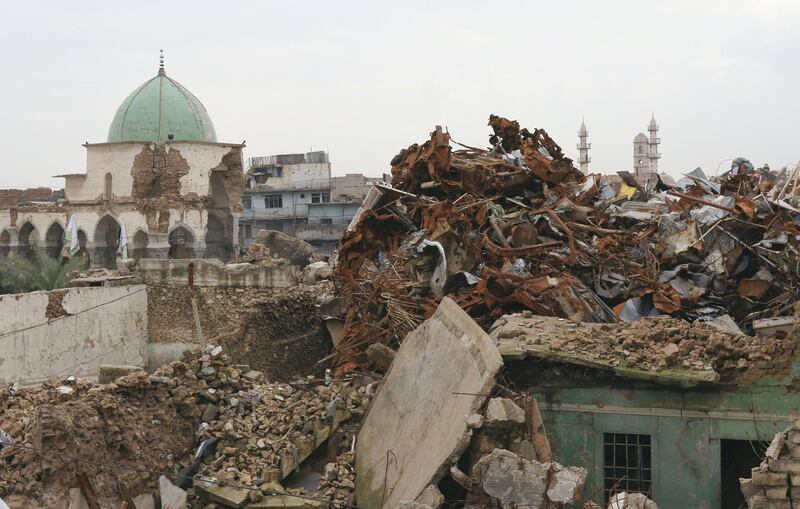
[0,285,147,385]
[147,285,328,379]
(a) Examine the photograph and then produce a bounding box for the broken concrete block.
[546,462,587,504]
[466,413,484,429]
[740,478,761,499]
[194,476,249,507]
[751,468,788,486]
[67,488,90,509]
[766,432,787,460]
[765,486,788,500]
[450,465,472,489]
[484,397,525,427]
[768,459,800,473]
[747,494,792,509]
[416,484,444,508]
[159,475,188,509]
[355,298,503,509]
[199,367,217,378]
[132,493,156,509]
[473,448,547,509]
[365,342,397,371]
[98,364,145,384]
[242,370,262,381]
[607,492,659,509]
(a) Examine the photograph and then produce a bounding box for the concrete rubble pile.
[740,421,800,508]
[240,230,316,268]
[356,298,589,509]
[492,312,797,383]
[0,345,371,508]
[331,115,800,371]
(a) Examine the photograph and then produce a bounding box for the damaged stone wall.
[0,286,147,385]
[131,144,193,210]
[207,147,245,213]
[147,285,328,379]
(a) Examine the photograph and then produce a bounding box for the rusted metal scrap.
[330,119,800,371]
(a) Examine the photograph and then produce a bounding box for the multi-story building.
[239,151,382,255]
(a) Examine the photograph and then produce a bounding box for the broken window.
[264,194,283,209]
[320,218,333,225]
[242,196,252,209]
[311,192,331,204]
[603,433,652,502]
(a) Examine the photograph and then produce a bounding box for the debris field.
[332,115,799,372]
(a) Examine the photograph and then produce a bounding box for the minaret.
[633,133,649,184]
[647,114,660,174]
[577,118,591,174]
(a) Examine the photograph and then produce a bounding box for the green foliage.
[0,251,86,294]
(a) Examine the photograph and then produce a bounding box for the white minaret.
[577,118,590,174]
[633,133,649,184]
[647,114,660,174]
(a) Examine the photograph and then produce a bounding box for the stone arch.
[132,229,148,260]
[0,229,10,257]
[168,225,195,259]
[44,221,65,259]
[18,221,39,258]
[94,214,121,268]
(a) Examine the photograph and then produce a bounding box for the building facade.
[0,55,244,267]
[239,151,381,255]
[510,359,793,509]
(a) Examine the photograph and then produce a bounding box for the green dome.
[107,67,217,143]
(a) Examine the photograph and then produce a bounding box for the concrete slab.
[355,297,503,509]
[159,475,188,509]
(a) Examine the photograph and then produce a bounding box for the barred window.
[603,433,652,502]
[264,194,283,209]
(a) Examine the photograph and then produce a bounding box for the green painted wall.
[513,362,800,509]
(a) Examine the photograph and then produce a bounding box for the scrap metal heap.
[333,115,800,371]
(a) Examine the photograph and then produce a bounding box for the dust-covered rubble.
[492,312,797,382]
[0,345,371,508]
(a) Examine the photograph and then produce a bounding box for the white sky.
[1,0,799,188]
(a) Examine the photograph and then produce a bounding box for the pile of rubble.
[332,115,800,371]
[740,422,800,508]
[491,313,797,379]
[0,346,370,508]
[354,297,593,509]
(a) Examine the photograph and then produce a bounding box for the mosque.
[0,52,244,267]
[577,116,662,185]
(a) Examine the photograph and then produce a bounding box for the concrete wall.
[0,285,148,385]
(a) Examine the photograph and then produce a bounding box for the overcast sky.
[1,0,798,188]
